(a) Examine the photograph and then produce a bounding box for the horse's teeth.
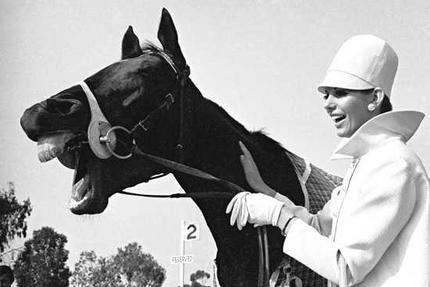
[37,133,74,163]
[37,142,61,162]
[72,174,90,200]
[72,177,85,200]
[68,192,89,210]
[69,178,90,210]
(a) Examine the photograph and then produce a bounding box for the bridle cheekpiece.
[79,50,190,162]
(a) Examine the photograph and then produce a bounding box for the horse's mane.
[250,130,289,155]
[200,97,291,158]
[141,41,294,161]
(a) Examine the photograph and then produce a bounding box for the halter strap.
[156,50,180,78]
[80,81,113,159]
[80,81,109,123]
[127,51,191,163]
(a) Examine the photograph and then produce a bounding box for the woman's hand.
[239,141,276,197]
[226,191,287,230]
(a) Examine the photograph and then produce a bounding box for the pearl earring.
[368,104,376,111]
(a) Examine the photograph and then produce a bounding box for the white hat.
[318,34,398,98]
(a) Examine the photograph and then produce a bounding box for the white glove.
[226,192,250,230]
[226,192,284,230]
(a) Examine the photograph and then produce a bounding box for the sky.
[1,1,429,286]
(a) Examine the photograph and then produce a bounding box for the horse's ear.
[157,8,186,66]
[122,26,142,59]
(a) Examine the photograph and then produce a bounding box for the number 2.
[187,224,197,240]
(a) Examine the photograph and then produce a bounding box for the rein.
[79,50,271,287]
[117,144,242,199]
[130,145,246,193]
[118,145,271,287]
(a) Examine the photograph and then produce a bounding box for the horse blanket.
[271,151,343,287]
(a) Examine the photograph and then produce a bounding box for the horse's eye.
[46,98,79,115]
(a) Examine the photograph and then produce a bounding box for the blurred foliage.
[0,182,32,253]
[190,269,210,287]
[13,226,70,287]
[70,242,166,287]
[70,250,120,287]
[180,269,211,287]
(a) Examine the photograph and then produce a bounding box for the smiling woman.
[227,34,430,286]
[322,88,377,138]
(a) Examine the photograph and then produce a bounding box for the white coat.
[282,110,429,286]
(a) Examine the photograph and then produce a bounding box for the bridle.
[81,49,191,173]
[78,50,271,287]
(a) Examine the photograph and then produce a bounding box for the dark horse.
[20,9,340,286]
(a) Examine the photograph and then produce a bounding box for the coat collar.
[331,110,425,160]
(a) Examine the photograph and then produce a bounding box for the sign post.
[173,220,200,287]
[180,220,185,287]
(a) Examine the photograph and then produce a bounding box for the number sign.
[183,222,200,241]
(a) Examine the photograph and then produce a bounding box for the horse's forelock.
[141,41,169,57]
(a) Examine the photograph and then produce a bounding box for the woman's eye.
[334,91,348,97]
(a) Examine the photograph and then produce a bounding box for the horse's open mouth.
[37,132,103,214]
[68,150,93,214]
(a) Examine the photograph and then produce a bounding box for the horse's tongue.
[37,132,75,162]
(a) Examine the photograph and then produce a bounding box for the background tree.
[13,226,70,287]
[0,182,32,253]
[94,256,122,286]
[113,242,165,287]
[71,243,165,287]
[189,270,210,287]
[70,250,121,287]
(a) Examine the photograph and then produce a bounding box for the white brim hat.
[318,34,398,98]
[317,70,374,93]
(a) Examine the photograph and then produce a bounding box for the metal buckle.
[99,126,135,159]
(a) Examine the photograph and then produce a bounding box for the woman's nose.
[323,94,336,112]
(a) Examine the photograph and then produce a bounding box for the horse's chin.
[69,194,108,215]
[68,173,109,215]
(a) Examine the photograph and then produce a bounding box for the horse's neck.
[191,99,249,186]
[176,86,304,205]
[169,85,307,287]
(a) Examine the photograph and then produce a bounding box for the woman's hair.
[362,88,392,114]
[380,95,393,113]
